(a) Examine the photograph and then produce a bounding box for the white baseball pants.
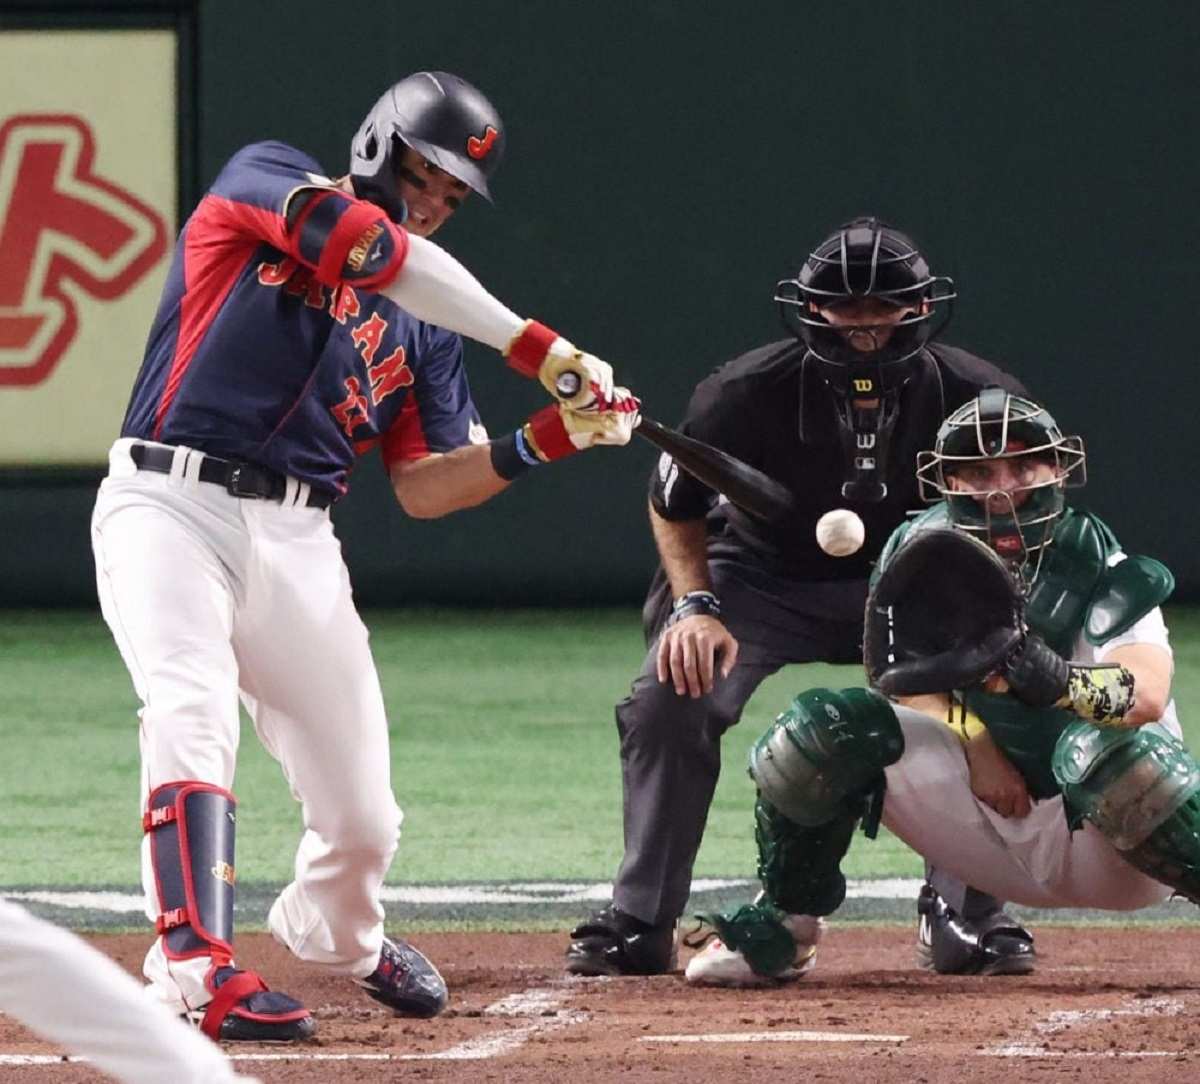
[883,705,1179,910]
[91,440,402,1012]
[0,899,259,1083]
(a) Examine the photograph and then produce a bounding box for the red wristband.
[505,320,559,377]
[524,404,579,461]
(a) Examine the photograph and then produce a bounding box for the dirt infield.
[4,927,1200,1082]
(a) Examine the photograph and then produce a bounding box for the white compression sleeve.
[380,233,526,351]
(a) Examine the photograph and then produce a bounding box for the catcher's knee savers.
[749,687,904,827]
[143,781,239,964]
[749,688,904,915]
[1054,722,1200,903]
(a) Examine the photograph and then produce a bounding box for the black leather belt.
[129,444,334,509]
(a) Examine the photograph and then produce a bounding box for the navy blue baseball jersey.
[121,141,484,497]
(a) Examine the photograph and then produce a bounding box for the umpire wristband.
[667,590,721,625]
[489,428,543,481]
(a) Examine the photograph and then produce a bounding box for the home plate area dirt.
[3,927,1200,1082]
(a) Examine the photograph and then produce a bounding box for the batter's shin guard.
[143,782,314,1042]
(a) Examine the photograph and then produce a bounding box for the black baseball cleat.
[916,884,1036,976]
[564,904,678,976]
[356,936,449,1017]
[190,966,316,1043]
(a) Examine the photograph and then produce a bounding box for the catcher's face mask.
[916,388,1086,560]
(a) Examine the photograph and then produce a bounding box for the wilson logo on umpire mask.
[0,115,167,387]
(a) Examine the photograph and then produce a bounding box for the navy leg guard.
[143,782,315,1042]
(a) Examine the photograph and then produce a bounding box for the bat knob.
[555,372,583,399]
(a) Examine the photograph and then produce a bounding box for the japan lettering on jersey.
[120,142,483,496]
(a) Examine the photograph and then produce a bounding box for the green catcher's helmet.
[916,388,1086,560]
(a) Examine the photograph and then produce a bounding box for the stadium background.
[1,0,1197,607]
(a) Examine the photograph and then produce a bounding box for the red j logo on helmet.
[467,125,498,160]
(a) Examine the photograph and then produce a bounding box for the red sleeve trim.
[381,393,430,467]
[505,320,559,377]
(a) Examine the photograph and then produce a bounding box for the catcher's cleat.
[683,905,823,987]
[188,965,316,1043]
[356,936,448,1018]
[916,884,1036,976]
[564,905,678,976]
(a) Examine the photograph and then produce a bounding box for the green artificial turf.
[1,607,1197,889]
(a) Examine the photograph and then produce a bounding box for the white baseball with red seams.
[815,509,865,557]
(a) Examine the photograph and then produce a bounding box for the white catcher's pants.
[883,705,1179,910]
[0,899,257,1083]
[91,440,402,1012]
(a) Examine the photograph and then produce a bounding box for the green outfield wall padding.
[3,0,1197,605]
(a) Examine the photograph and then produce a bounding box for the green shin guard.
[744,687,904,917]
[1054,721,1200,902]
[748,687,904,826]
[755,796,856,916]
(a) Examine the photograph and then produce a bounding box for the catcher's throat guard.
[865,527,1026,697]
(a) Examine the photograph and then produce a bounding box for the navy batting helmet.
[350,71,505,221]
[775,217,956,371]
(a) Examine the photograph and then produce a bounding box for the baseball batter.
[686,391,1191,986]
[566,218,1031,978]
[0,900,257,1083]
[90,71,638,1042]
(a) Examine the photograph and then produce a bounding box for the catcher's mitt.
[864,527,1026,697]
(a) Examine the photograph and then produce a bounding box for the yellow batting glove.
[503,319,616,409]
[522,389,641,461]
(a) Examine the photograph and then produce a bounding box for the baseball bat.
[555,373,796,523]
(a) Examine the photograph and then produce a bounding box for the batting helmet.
[775,217,956,373]
[916,388,1087,558]
[350,71,505,221]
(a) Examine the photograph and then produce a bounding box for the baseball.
[815,508,866,557]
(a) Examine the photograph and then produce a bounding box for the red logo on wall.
[0,115,168,387]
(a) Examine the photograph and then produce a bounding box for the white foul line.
[641,1030,909,1045]
[980,995,1185,1059]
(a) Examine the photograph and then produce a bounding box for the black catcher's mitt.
[864,527,1026,697]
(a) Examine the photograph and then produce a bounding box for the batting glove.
[503,319,616,409]
[523,388,640,461]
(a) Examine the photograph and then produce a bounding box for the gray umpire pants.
[612,558,863,926]
[610,557,998,927]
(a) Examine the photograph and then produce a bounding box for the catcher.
[685,388,1188,986]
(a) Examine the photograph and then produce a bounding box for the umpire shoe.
[916,884,1036,976]
[684,903,823,987]
[191,965,316,1043]
[357,936,449,1017]
[564,905,678,976]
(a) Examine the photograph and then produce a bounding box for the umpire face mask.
[805,300,924,503]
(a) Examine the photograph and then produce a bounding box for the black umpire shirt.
[648,339,1029,585]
